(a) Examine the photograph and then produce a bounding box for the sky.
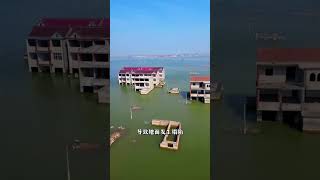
[111,0,210,56]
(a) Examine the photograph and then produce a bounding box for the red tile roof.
[190,76,210,82]
[38,18,108,27]
[29,26,70,38]
[119,67,163,74]
[68,27,109,39]
[257,48,320,63]
[28,18,109,38]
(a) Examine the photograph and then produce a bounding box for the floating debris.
[110,126,126,146]
[168,87,180,94]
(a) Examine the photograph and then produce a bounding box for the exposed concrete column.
[277,111,283,122]
[302,88,305,103]
[257,111,262,122]
[80,85,84,92]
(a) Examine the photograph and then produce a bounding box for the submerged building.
[189,76,210,103]
[256,48,320,131]
[118,67,165,94]
[26,18,109,103]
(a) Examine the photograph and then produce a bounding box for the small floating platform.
[140,87,153,95]
[168,88,180,94]
[156,81,166,88]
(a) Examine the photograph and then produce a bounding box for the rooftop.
[190,76,210,82]
[38,18,108,27]
[257,48,320,63]
[119,67,163,74]
[28,18,109,39]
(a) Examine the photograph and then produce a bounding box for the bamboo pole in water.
[66,145,71,180]
[243,102,247,135]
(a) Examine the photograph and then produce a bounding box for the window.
[317,74,320,81]
[265,68,273,76]
[192,83,196,86]
[94,40,105,45]
[71,53,78,60]
[52,40,61,47]
[28,39,36,46]
[29,53,37,60]
[310,73,316,81]
[153,78,156,81]
[53,53,62,61]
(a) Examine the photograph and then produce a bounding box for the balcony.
[78,61,108,68]
[257,101,281,111]
[38,60,50,65]
[36,46,50,52]
[302,102,320,112]
[93,79,109,86]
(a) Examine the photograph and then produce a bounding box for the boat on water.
[168,87,180,94]
[131,105,142,111]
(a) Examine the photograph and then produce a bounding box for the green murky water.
[110,58,210,180]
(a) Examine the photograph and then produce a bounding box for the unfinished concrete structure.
[190,76,210,103]
[257,48,320,131]
[26,18,109,103]
[118,67,165,94]
[151,119,182,150]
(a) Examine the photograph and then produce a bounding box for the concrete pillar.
[80,86,84,92]
[257,111,262,122]
[277,111,283,122]
[51,67,55,74]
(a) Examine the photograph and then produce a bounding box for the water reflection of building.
[189,76,210,103]
[26,18,109,103]
[118,67,165,94]
[257,48,320,131]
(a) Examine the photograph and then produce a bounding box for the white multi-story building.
[118,67,165,94]
[26,18,109,103]
[189,76,210,103]
[257,48,320,131]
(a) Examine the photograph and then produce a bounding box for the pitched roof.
[68,27,109,39]
[28,18,110,38]
[38,18,107,27]
[257,48,320,63]
[190,76,210,82]
[29,26,70,38]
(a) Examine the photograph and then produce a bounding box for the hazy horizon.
[111,0,210,56]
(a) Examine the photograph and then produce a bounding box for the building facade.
[257,48,320,131]
[189,76,210,103]
[26,18,109,103]
[118,67,165,94]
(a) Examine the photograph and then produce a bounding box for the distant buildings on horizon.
[111,53,210,59]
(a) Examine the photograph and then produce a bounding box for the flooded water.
[213,1,320,179]
[0,0,108,179]
[110,58,210,180]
